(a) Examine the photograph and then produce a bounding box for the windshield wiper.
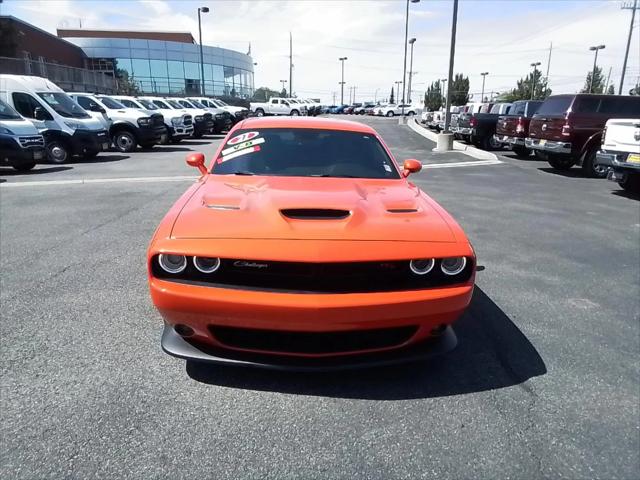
[230,170,255,176]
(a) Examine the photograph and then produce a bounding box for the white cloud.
[3,0,638,102]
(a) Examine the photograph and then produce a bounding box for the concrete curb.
[407,118,499,161]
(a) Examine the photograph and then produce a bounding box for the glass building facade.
[66,37,254,98]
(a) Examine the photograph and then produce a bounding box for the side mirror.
[186,152,207,175]
[402,159,422,177]
[33,106,50,121]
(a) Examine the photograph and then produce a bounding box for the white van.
[69,93,168,152]
[0,98,46,171]
[0,75,109,163]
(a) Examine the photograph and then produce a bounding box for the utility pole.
[332,91,336,105]
[289,32,293,97]
[401,0,420,120]
[440,78,446,103]
[530,62,541,100]
[353,85,357,103]
[443,0,459,133]
[480,72,489,102]
[339,57,347,105]
[620,0,638,95]
[197,6,210,96]
[545,41,553,80]
[394,81,402,103]
[589,45,605,93]
[408,38,416,104]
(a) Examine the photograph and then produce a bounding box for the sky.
[2,0,638,103]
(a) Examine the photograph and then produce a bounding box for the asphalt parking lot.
[1,116,639,479]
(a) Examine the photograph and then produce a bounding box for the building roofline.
[57,28,196,44]
[0,15,88,53]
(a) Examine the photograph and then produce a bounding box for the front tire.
[113,130,137,153]
[547,154,574,171]
[581,147,607,178]
[13,162,36,172]
[46,140,70,164]
[255,109,265,117]
[386,111,394,117]
[481,135,501,151]
[618,174,640,193]
[290,110,300,116]
[407,111,415,117]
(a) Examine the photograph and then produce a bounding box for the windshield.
[166,100,183,109]
[137,99,158,110]
[0,99,22,120]
[100,96,126,109]
[178,100,194,108]
[151,100,170,109]
[213,128,400,179]
[536,96,573,115]
[190,100,206,108]
[37,92,89,119]
[215,99,228,106]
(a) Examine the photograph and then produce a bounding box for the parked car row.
[325,102,421,117]
[420,93,640,191]
[249,98,323,117]
[0,74,249,170]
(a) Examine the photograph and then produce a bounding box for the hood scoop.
[280,208,351,220]
[387,208,419,213]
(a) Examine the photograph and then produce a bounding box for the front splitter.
[161,324,457,372]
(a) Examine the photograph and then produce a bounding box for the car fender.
[578,131,603,165]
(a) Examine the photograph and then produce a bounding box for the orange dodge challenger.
[148,117,475,370]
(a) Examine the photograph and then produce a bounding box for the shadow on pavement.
[181,140,215,145]
[611,189,639,201]
[186,287,546,399]
[154,146,195,152]
[0,166,73,176]
[68,154,129,164]
[538,167,586,178]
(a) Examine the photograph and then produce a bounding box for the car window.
[152,100,170,109]
[75,96,95,110]
[525,101,542,117]
[138,99,159,110]
[573,97,600,113]
[511,102,526,116]
[213,128,400,179]
[167,100,183,109]
[100,96,125,109]
[178,100,192,108]
[597,96,640,115]
[37,92,89,119]
[119,99,137,108]
[271,99,278,104]
[11,92,46,119]
[536,96,573,115]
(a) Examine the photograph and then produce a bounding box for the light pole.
[620,0,638,94]
[530,62,541,100]
[197,6,209,96]
[339,57,347,105]
[588,44,605,93]
[394,81,402,103]
[374,88,380,102]
[480,72,489,102]
[280,79,287,96]
[407,38,416,104]
[401,0,420,121]
[442,0,459,135]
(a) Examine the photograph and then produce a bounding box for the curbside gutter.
[407,118,499,161]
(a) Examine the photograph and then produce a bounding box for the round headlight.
[409,258,435,275]
[193,256,221,273]
[158,254,187,274]
[441,257,467,276]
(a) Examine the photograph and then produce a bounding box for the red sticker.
[227,131,259,145]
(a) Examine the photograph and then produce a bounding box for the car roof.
[238,116,377,134]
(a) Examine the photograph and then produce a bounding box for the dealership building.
[0,16,255,98]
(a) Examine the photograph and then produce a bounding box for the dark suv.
[526,94,640,177]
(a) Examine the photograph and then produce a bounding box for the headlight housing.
[0,126,13,135]
[195,115,204,121]
[158,254,187,274]
[64,120,85,130]
[137,117,151,126]
[409,259,435,275]
[171,117,181,126]
[193,256,221,273]
[441,257,467,276]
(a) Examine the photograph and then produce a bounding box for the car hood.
[171,176,457,242]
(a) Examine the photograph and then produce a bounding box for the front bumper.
[138,124,167,144]
[0,135,46,166]
[168,125,194,138]
[161,322,458,371]
[70,129,110,155]
[494,134,525,146]
[525,137,572,154]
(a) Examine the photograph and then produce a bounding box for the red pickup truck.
[494,100,542,157]
[526,94,640,177]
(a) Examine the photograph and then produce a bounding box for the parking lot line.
[422,159,503,169]
[0,175,198,188]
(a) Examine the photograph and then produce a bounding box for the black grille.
[183,115,193,126]
[204,113,213,120]
[152,257,474,294]
[281,208,350,219]
[18,135,44,148]
[151,114,165,127]
[209,325,418,354]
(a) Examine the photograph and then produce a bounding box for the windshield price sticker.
[221,137,265,156]
[227,131,260,145]
[218,145,262,163]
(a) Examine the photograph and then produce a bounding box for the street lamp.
[588,44,605,93]
[401,0,420,121]
[480,72,489,102]
[339,57,348,105]
[197,6,209,96]
[407,38,417,104]
[530,62,541,100]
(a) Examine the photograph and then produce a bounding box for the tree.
[252,87,281,102]
[115,68,141,95]
[450,73,469,106]
[501,69,551,102]
[389,86,395,104]
[606,84,615,95]
[630,81,640,95]
[424,81,443,111]
[280,87,288,97]
[581,66,606,94]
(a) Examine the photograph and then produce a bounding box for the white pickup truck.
[596,118,640,193]
[250,98,302,117]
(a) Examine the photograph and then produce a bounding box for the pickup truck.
[526,94,640,177]
[494,100,543,157]
[250,98,302,116]
[596,118,640,192]
[375,103,418,117]
[456,103,513,150]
